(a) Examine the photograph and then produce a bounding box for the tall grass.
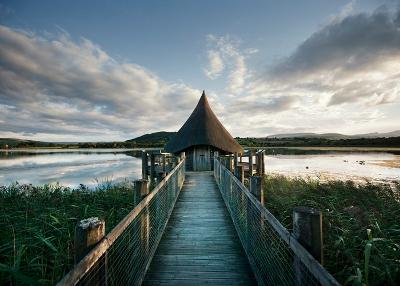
[0,182,137,285]
[263,175,400,286]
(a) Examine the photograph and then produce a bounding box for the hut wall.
[185,146,215,171]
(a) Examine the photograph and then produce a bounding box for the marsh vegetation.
[0,182,137,285]
[263,175,400,285]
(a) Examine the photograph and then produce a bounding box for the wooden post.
[150,154,156,180]
[74,218,107,285]
[74,217,105,263]
[261,150,265,175]
[293,207,323,263]
[293,207,323,285]
[141,151,148,179]
[257,151,262,175]
[234,153,238,176]
[250,176,263,204]
[141,207,150,257]
[249,151,254,177]
[162,154,166,173]
[237,165,244,184]
[134,179,149,204]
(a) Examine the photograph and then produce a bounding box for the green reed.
[0,182,137,285]
[262,175,400,286]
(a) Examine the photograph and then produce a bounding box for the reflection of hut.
[165,91,243,171]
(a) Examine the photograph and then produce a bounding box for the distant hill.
[2,129,399,149]
[127,131,176,144]
[266,130,400,140]
[0,138,56,148]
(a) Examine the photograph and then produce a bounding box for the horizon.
[1,1,400,141]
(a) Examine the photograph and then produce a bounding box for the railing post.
[249,151,254,177]
[150,154,156,180]
[135,178,152,261]
[256,150,264,176]
[293,207,323,286]
[224,156,233,173]
[74,217,106,285]
[249,176,264,204]
[236,165,244,184]
[293,207,323,263]
[234,152,238,177]
[162,154,166,174]
[141,205,150,257]
[134,179,149,204]
[142,151,148,179]
[261,150,265,175]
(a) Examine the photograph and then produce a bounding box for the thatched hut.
[165,91,243,171]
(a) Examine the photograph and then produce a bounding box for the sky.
[0,0,399,141]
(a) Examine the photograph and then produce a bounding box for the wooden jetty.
[57,91,340,286]
[143,171,255,285]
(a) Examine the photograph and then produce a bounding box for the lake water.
[265,152,400,183]
[0,149,143,187]
[0,148,399,187]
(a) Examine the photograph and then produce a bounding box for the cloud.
[204,35,253,94]
[229,95,299,115]
[204,50,224,79]
[0,25,199,141]
[260,7,400,106]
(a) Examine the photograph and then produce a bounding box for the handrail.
[57,156,186,286]
[214,158,340,286]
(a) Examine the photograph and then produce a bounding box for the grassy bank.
[0,182,137,285]
[263,175,400,285]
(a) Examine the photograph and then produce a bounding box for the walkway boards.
[143,171,256,285]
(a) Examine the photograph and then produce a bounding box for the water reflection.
[265,152,400,183]
[0,149,143,187]
[1,148,399,187]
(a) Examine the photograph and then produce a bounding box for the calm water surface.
[0,149,142,187]
[265,152,400,183]
[0,149,399,187]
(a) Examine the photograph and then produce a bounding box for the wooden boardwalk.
[143,171,256,285]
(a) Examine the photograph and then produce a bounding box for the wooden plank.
[143,172,256,286]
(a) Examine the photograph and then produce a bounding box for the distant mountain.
[127,131,176,143]
[266,130,400,140]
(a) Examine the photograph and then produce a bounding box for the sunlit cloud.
[0,25,199,141]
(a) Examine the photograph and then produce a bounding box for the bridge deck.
[143,171,256,285]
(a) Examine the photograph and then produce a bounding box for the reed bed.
[263,175,400,286]
[0,182,137,285]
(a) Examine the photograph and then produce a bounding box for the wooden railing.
[214,157,340,286]
[57,156,185,286]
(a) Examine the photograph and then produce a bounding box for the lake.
[0,148,399,187]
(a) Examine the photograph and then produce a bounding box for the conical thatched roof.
[165,91,243,154]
